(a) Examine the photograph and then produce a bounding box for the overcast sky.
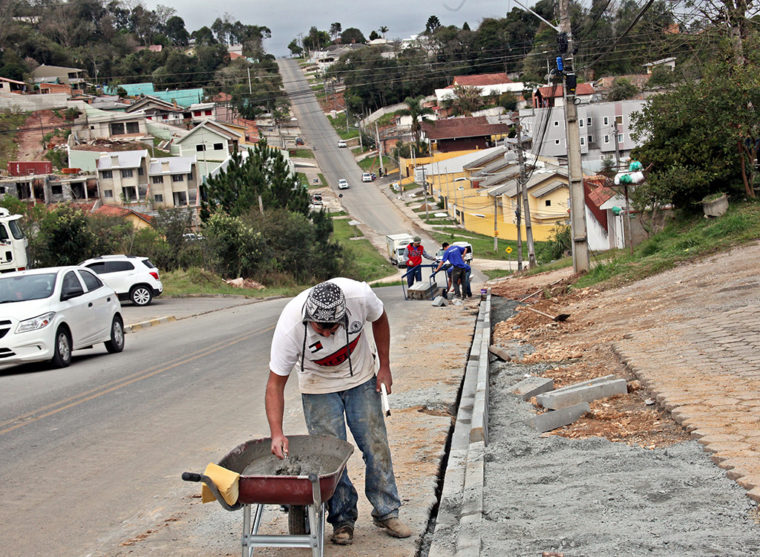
[139,0,513,56]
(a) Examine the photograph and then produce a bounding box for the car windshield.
[0,273,57,303]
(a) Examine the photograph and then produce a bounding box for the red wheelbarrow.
[183,435,353,557]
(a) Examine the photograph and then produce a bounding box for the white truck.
[386,233,414,267]
[0,208,28,272]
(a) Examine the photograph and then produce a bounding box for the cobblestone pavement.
[583,242,760,503]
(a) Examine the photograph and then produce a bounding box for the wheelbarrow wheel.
[288,505,310,535]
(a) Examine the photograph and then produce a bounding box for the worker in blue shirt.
[434,242,471,299]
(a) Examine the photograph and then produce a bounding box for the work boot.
[373,517,412,538]
[330,524,354,545]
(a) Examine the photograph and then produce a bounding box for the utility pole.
[559,0,590,273]
[422,166,429,221]
[614,121,634,255]
[375,122,384,176]
[517,118,537,268]
[247,67,252,94]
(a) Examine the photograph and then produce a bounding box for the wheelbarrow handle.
[181,472,243,511]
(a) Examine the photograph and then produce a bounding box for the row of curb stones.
[428,291,491,556]
[124,316,176,333]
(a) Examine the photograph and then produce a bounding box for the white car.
[338,179,349,190]
[0,267,125,368]
[81,255,163,306]
[362,172,373,182]
[337,140,347,148]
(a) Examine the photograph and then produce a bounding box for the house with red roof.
[532,83,595,108]
[420,116,509,153]
[435,72,524,105]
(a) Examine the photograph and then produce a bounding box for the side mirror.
[61,286,84,301]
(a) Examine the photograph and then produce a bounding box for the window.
[194,111,201,117]
[110,122,125,135]
[545,200,552,207]
[554,139,560,145]
[205,110,212,116]
[101,170,113,179]
[172,174,184,182]
[126,122,140,134]
[553,121,559,127]
[579,119,584,127]
[154,194,163,202]
[603,116,609,126]
[586,117,592,125]
[0,225,8,241]
[618,134,624,143]
[85,262,106,273]
[173,191,188,206]
[104,190,113,198]
[51,185,62,195]
[121,169,133,178]
[187,173,193,181]
[604,135,610,144]
[162,115,168,120]
[587,135,593,144]
[137,167,144,176]
[580,137,585,145]
[152,176,164,184]
[213,143,224,150]
[196,144,206,152]
[123,186,137,201]
[106,261,134,272]
[62,271,82,295]
[615,115,623,125]
[79,269,103,291]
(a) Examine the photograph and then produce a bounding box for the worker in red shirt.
[402,236,435,287]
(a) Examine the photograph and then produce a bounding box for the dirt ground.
[15,109,68,161]
[489,268,691,449]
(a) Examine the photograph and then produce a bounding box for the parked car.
[80,255,163,306]
[311,193,323,205]
[337,140,347,148]
[0,266,125,368]
[295,137,304,145]
[338,178,350,190]
[362,172,373,182]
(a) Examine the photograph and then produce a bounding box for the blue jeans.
[301,376,401,527]
[406,264,421,287]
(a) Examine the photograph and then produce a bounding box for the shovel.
[523,306,570,322]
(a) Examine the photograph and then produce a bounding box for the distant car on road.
[338,179,349,190]
[337,140,347,148]
[0,266,125,368]
[81,255,163,306]
[362,172,373,182]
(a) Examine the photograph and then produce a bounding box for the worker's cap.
[302,281,347,325]
[413,236,421,243]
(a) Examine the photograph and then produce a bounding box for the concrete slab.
[512,376,554,400]
[536,378,627,409]
[527,402,591,433]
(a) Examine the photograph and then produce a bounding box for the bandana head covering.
[302,281,347,324]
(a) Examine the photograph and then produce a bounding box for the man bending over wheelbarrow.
[265,278,413,545]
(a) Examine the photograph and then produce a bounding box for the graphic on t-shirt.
[348,320,363,334]
[309,340,323,352]
[312,333,362,366]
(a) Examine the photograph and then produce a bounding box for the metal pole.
[559,0,590,273]
[375,122,384,176]
[614,122,633,255]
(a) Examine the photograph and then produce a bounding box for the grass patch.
[573,200,760,289]
[332,217,396,282]
[430,227,551,263]
[358,156,394,172]
[483,269,514,279]
[0,111,28,169]
[291,148,314,159]
[317,173,327,187]
[327,113,360,140]
[162,267,302,298]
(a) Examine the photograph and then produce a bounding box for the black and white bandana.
[302,281,347,324]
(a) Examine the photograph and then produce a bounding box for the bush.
[536,224,571,262]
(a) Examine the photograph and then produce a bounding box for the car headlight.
[16,312,56,333]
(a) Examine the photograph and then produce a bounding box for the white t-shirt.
[269,278,384,394]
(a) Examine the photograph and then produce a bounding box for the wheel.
[105,315,125,353]
[288,505,310,535]
[130,285,153,306]
[51,326,72,368]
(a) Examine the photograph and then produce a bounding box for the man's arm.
[371,310,393,393]
[265,371,290,459]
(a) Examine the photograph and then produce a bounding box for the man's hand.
[270,434,289,459]
[377,363,393,394]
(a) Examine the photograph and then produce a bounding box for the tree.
[288,39,303,57]
[340,28,366,44]
[191,26,216,45]
[369,30,380,41]
[379,25,389,38]
[631,59,760,206]
[32,205,96,267]
[302,26,330,51]
[200,139,309,220]
[164,16,189,46]
[425,15,441,35]
[445,85,483,116]
[330,22,342,39]
[400,96,434,151]
[608,78,638,101]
